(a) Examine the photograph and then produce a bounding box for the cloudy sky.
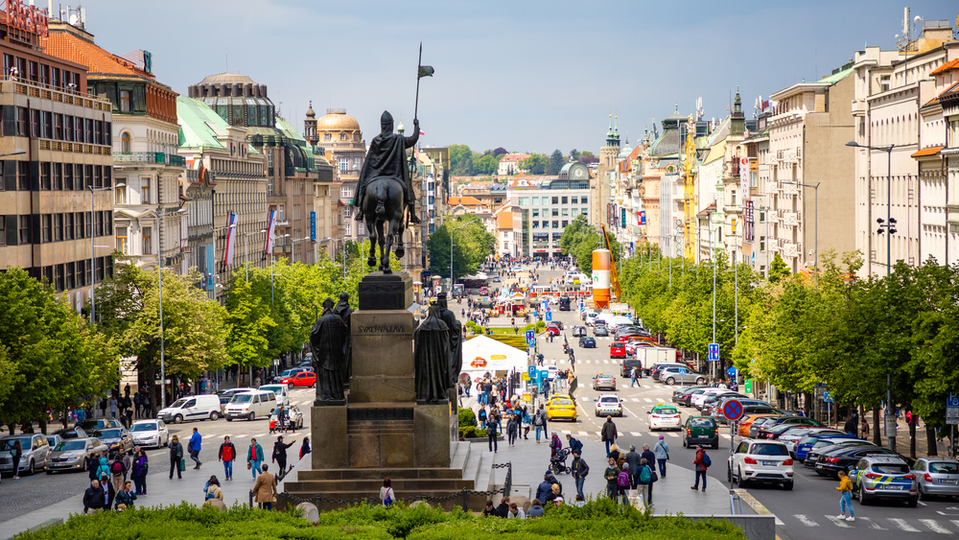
[76,0,954,155]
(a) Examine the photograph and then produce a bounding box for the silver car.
[129,419,170,449]
[659,365,708,386]
[46,437,106,473]
[0,434,51,476]
[913,457,959,500]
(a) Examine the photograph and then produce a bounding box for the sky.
[67,0,957,155]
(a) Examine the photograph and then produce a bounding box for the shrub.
[458,408,477,427]
[458,426,488,438]
[535,321,546,330]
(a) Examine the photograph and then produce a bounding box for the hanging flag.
[265,209,277,254]
[223,213,237,266]
[419,130,425,136]
[417,65,435,79]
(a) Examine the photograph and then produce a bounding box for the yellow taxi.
[546,394,578,422]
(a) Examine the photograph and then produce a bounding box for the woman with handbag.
[247,438,265,481]
[169,435,184,480]
[380,478,396,507]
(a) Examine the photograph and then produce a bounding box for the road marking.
[952,520,959,530]
[578,431,588,436]
[857,517,886,530]
[917,501,927,506]
[644,398,654,403]
[823,515,851,528]
[774,517,784,526]
[666,432,679,438]
[630,432,642,436]
[888,518,920,532]
[631,398,641,402]
[720,434,731,439]
[919,519,951,534]
[794,515,819,527]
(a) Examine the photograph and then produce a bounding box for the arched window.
[340,132,347,141]
[121,132,131,154]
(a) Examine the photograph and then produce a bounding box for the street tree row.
[426,214,496,281]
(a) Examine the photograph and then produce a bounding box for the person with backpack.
[570,450,589,500]
[203,475,224,502]
[380,478,396,506]
[131,448,149,496]
[218,436,236,481]
[522,407,532,439]
[625,445,641,489]
[616,463,631,504]
[636,457,654,506]
[477,405,488,430]
[566,434,583,456]
[604,457,619,499]
[487,412,499,453]
[691,445,709,492]
[110,455,126,493]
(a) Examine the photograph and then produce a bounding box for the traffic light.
[888,217,897,235]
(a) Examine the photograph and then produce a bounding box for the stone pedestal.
[311,405,348,470]
[357,271,413,311]
[349,310,415,403]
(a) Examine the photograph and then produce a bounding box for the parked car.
[45,437,107,474]
[129,419,170,449]
[672,385,707,405]
[850,455,918,507]
[0,434,51,476]
[609,342,626,359]
[647,404,682,431]
[679,388,710,408]
[578,337,596,348]
[259,384,290,408]
[728,438,795,490]
[92,427,134,457]
[812,444,906,478]
[659,366,708,386]
[594,325,609,337]
[546,395,578,422]
[280,371,316,388]
[756,417,822,439]
[44,434,63,450]
[652,363,695,382]
[272,367,313,384]
[794,431,850,461]
[912,457,959,500]
[592,373,617,391]
[749,416,782,438]
[595,394,623,417]
[780,428,844,457]
[571,326,587,337]
[683,416,719,448]
[804,439,874,468]
[77,419,122,433]
[51,426,89,440]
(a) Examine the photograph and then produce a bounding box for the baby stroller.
[550,447,572,475]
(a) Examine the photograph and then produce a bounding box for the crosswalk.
[784,514,959,533]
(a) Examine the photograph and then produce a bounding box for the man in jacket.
[83,479,105,514]
[533,406,547,443]
[272,436,295,477]
[570,450,589,500]
[691,446,707,492]
[624,445,642,489]
[641,444,656,474]
[218,435,237,481]
[535,472,553,503]
[653,435,670,477]
[566,434,583,455]
[188,427,202,469]
[601,416,618,455]
[253,464,277,510]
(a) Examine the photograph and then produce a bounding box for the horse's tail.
[375,181,386,217]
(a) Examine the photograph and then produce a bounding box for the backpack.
[617,470,630,488]
[702,452,712,467]
[111,461,124,475]
[639,465,651,484]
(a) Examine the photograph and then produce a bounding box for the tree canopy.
[427,214,496,280]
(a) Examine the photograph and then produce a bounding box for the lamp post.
[291,236,311,265]
[709,210,717,380]
[783,181,820,288]
[88,184,119,323]
[847,140,896,451]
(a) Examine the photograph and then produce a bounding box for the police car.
[851,455,919,507]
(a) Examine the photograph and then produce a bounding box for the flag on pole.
[418,65,435,79]
[265,209,277,254]
[223,214,237,266]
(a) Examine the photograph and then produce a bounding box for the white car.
[691,389,735,410]
[129,419,170,449]
[728,438,795,490]
[595,394,623,417]
[647,404,682,431]
[259,384,289,408]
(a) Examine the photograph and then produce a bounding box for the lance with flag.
[408,42,434,225]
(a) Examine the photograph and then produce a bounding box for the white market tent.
[460,335,528,389]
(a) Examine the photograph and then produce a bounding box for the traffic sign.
[823,391,833,403]
[528,365,537,377]
[708,343,720,362]
[948,393,959,425]
[726,367,738,377]
[722,399,744,422]
[545,311,552,321]
[947,393,959,408]
[525,330,534,341]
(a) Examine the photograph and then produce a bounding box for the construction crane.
[600,224,622,301]
[682,115,698,261]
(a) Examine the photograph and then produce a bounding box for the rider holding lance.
[353,112,421,225]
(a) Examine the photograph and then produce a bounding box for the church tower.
[730,87,745,137]
[593,114,621,228]
[304,101,318,146]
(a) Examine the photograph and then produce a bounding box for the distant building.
[309,108,365,248]
[508,167,591,258]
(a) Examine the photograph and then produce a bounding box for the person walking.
[188,427,202,469]
[691,445,708,492]
[506,413,519,447]
[533,406,547,443]
[625,445,642,489]
[478,405,488,430]
[637,457,654,506]
[522,407,532,440]
[844,413,859,438]
[604,457,619,499]
[253,464,277,510]
[247,438,265,481]
[272,436,295,476]
[653,435,669,478]
[487,414,499,453]
[169,435,184,479]
[570,450,589,499]
[109,454,126,494]
[549,432,562,460]
[82,479,106,514]
[601,416,618,455]
[566,434,583,455]
[10,440,22,479]
[131,448,148,496]
[218,436,236,481]
[837,470,855,522]
[630,367,638,388]
[616,463,631,505]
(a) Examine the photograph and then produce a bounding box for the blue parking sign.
[545,311,552,322]
[525,330,534,341]
[528,366,537,378]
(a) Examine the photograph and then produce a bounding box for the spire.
[733,86,742,114]
[306,100,315,118]
[606,113,617,147]
[731,85,745,136]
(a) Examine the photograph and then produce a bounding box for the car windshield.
[130,423,157,432]
[872,463,909,474]
[929,462,959,474]
[261,385,283,394]
[0,437,31,450]
[751,444,788,456]
[655,407,678,415]
[552,398,573,406]
[96,429,122,438]
[231,394,254,403]
[599,397,619,404]
[169,398,189,408]
[690,418,715,427]
[55,440,86,451]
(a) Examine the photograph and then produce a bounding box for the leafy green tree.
[547,150,564,175]
[474,153,499,176]
[578,151,598,165]
[768,253,790,283]
[519,154,547,175]
[427,215,495,280]
[449,144,473,175]
[224,277,276,375]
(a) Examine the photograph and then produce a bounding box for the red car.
[281,371,316,388]
[610,342,626,359]
[546,323,561,336]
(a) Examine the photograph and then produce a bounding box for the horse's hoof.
[395,248,405,259]
[367,258,376,267]
[382,268,393,275]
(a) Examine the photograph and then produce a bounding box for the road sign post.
[708,343,720,362]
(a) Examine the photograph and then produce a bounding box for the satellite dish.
[68,14,79,26]
[896,38,908,51]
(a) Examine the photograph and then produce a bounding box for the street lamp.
[783,181,820,288]
[88,183,121,323]
[291,236,311,265]
[846,140,896,451]
[0,149,26,158]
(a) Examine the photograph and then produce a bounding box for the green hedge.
[458,408,477,428]
[458,426,488,438]
[13,500,746,540]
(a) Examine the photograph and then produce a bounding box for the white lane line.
[824,515,851,528]
[644,398,654,403]
[857,517,886,530]
[917,501,927,506]
[919,519,951,534]
[794,514,819,527]
[630,432,642,436]
[561,430,571,435]
[953,521,959,530]
[631,398,641,402]
[577,431,588,436]
[888,518,920,532]
[666,432,679,438]
[720,434,731,439]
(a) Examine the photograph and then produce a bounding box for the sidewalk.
[0,453,311,540]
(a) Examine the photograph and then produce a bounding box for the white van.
[259,384,289,408]
[157,395,222,424]
[224,390,276,421]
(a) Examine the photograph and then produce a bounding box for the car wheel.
[696,378,706,385]
[26,459,35,475]
[288,383,294,389]
[226,417,233,422]
[859,484,869,505]
[249,412,255,421]
[917,484,926,501]
[738,467,747,487]
[727,465,733,483]
[783,481,794,491]
[682,436,687,448]
[210,411,219,421]
[165,436,169,447]
[45,469,53,475]
[174,414,183,424]
[665,377,675,386]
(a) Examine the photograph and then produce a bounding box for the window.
[65,262,75,290]
[119,90,131,112]
[338,157,348,172]
[561,208,569,217]
[115,185,127,204]
[54,264,64,292]
[561,196,568,204]
[552,220,559,229]
[0,218,4,246]
[141,178,150,204]
[580,196,588,205]
[76,212,85,239]
[551,209,559,217]
[324,133,331,141]
[353,158,361,171]
[116,227,128,254]
[532,221,539,229]
[532,197,539,205]
[340,132,346,141]
[571,196,578,204]
[532,209,539,218]
[17,161,29,190]
[518,197,529,206]
[54,114,62,140]
[552,197,558,204]
[121,132,131,153]
[562,220,568,227]
[54,163,62,191]
[341,185,353,198]
[142,227,152,254]
[40,162,51,190]
[344,206,352,218]
[19,216,30,244]
[344,223,351,236]
[54,213,63,241]
[16,107,26,136]
[41,214,51,243]
[65,213,74,240]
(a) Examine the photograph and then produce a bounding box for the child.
[836,471,854,522]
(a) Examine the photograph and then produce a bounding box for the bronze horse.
[360,175,406,273]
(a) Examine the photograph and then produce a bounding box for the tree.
[474,153,499,176]
[519,154,547,175]
[578,151,598,165]
[427,215,495,280]
[569,149,580,161]
[492,147,508,157]
[547,150,564,175]
[768,253,790,283]
[224,277,277,374]
[449,144,473,175]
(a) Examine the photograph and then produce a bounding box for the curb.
[734,489,793,540]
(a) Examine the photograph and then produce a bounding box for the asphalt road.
[0,386,315,525]
[499,263,959,539]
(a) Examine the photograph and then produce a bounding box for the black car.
[578,337,596,348]
[52,426,89,440]
[813,444,911,478]
[672,385,707,404]
[622,358,643,378]
[77,419,122,433]
[677,387,708,407]
[92,428,134,457]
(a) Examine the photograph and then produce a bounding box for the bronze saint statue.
[414,305,450,403]
[353,111,420,225]
[310,297,348,404]
[435,292,463,388]
[332,292,354,388]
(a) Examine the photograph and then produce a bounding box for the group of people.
[476,402,558,452]
[82,446,149,513]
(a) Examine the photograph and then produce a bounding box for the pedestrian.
[99,473,115,509]
[534,406,547,443]
[653,435,669,478]
[203,475,224,502]
[115,480,137,510]
[625,445,642,489]
[110,454,126,493]
[691,445,708,492]
[272,436,295,476]
[844,412,859,437]
[604,457,619,499]
[637,457,654,505]
[121,449,132,483]
[10,440,22,479]
[601,416,618,455]
[380,478,396,506]
[218,436,236,481]
[630,367,638,388]
[507,502,526,519]
[836,470,855,522]
[506,413,519,447]
[570,450,589,500]
[247,438,265,481]
[487,414,499,453]
[616,463,631,504]
[527,499,545,518]
[108,395,118,419]
[299,437,311,459]
[521,407,532,439]
[566,434,583,455]
[96,451,110,479]
[131,448,148,496]
[169,434,184,479]
[253,464,277,510]
[535,471,554,502]
[478,405,488,430]
[549,431,562,460]
[133,393,141,420]
[83,479,106,514]
[188,427,202,469]
[861,418,870,437]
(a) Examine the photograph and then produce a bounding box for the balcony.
[113,152,186,167]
